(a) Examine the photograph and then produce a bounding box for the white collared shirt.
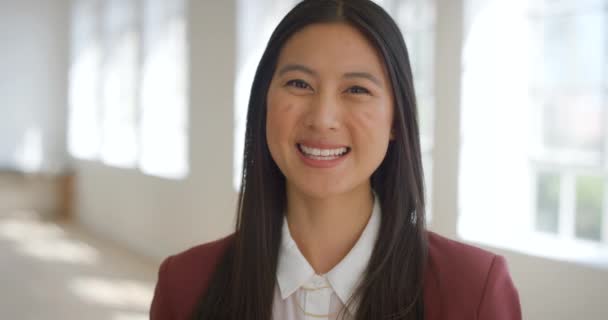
[273,196,381,319]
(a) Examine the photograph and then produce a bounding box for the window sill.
[458,222,608,270]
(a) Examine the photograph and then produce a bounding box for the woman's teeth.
[298,144,349,160]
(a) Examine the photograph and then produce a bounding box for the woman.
[150,0,521,319]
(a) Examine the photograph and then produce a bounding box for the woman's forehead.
[276,22,388,77]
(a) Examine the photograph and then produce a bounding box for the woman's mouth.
[296,143,351,161]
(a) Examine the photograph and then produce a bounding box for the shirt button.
[312,275,325,287]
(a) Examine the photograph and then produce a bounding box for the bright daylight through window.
[459,0,608,268]
[68,0,188,180]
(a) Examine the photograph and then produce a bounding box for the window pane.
[531,4,607,153]
[100,0,138,167]
[539,10,605,89]
[139,0,188,179]
[536,172,561,234]
[575,175,604,241]
[68,0,102,160]
[542,94,603,152]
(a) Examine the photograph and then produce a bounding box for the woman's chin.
[287,179,368,201]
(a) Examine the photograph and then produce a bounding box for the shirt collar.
[276,194,381,315]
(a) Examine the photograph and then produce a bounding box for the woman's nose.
[304,92,341,132]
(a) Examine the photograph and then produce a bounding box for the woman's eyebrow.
[277,64,318,77]
[343,72,383,88]
[277,64,383,88]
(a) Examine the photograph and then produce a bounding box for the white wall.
[0,0,69,173]
[70,1,606,319]
[73,0,237,260]
[490,244,608,319]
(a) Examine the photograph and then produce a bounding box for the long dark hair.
[195,0,427,319]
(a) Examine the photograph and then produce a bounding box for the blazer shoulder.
[424,232,521,319]
[427,231,496,271]
[150,233,235,320]
[171,233,235,269]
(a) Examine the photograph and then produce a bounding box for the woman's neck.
[285,184,374,274]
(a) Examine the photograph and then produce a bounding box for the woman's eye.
[346,86,371,95]
[285,79,310,90]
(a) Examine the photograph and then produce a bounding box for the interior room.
[0,0,606,319]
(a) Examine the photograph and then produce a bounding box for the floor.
[0,209,158,320]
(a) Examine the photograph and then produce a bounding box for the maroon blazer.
[150,231,522,319]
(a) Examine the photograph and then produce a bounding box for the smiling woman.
[150,1,521,319]
[266,22,394,202]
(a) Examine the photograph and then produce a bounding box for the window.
[68,0,188,179]
[459,0,608,267]
[138,0,188,178]
[99,0,138,168]
[529,0,607,243]
[69,0,102,160]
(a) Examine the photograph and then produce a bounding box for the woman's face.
[266,22,394,199]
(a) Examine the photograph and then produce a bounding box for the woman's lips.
[296,143,350,168]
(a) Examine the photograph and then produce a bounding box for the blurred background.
[0,0,606,319]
